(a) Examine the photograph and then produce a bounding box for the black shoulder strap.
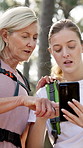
[0,128,21,147]
[16,69,31,93]
[0,61,31,95]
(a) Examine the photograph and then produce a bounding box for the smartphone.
[58,82,80,122]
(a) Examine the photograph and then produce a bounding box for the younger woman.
[36,19,83,148]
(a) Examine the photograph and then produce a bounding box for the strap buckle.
[0,68,17,81]
[0,128,21,147]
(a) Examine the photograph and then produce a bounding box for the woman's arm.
[0,74,59,114]
[0,95,58,116]
[0,95,47,113]
[26,101,59,148]
[26,118,46,148]
[0,96,24,113]
[61,99,83,127]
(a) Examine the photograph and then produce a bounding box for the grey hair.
[0,6,37,52]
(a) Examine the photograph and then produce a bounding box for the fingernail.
[68,101,71,104]
[61,108,64,111]
[72,99,76,102]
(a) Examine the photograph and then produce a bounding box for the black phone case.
[59,82,80,122]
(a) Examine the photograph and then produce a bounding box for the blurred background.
[0,0,83,147]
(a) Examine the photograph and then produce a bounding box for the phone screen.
[59,82,80,122]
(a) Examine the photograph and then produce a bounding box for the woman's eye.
[22,36,28,38]
[67,42,76,49]
[33,35,38,40]
[53,47,61,52]
[68,46,75,49]
[33,37,37,40]
[21,33,29,39]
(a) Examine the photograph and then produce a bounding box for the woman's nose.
[27,39,35,48]
[62,47,69,58]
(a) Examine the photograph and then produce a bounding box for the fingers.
[42,100,55,118]
[35,98,57,119]
[72,99,83,112]
[41,75,55,83]
[36,76,51,91]
[36,75,62,91]
[51,101,59,117]
[36,75,57,91]
[36,77,47,91]
[35,98,47,116]
[51,101,59,108]
[68,101,81,116]
[61,108,79,124]
[24,96,58,119]
[63,110,76,124]
[61,103,83,127]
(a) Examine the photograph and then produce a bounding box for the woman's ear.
[48,47,52,54]
[0,29,8,43]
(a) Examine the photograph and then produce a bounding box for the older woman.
[0,6,57,148]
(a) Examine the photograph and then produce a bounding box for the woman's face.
[49,29,83,75]
[6,22,38,62]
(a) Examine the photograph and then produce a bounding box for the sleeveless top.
[0,60,36,148]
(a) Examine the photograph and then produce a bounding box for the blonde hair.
[51,65,62,78]
[0,6,37,52]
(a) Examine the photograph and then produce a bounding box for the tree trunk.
[25,0,30,6]
[38,0,55,147]
[38,0,55,80]
[23,0,30,81]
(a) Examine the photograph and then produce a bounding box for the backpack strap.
[0,67,30,96]
[17,69,31,94]
[0,128,22,147]
[0,61,31,95]
[45,81,61,144]
[0,62,29,147]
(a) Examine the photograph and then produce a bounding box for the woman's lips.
[24,50,31,53]
[64,60,73,66]
[64,60,73,64]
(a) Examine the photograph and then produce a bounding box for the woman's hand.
[61,99,83,127]
[36,75,62,91]
[36,76,54,91]
[23,96,59,119]
[35,101,59,119]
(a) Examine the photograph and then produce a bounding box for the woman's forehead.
[50,29,79,42]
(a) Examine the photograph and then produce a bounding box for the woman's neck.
[0,48,19,70]
[0,56,19,70]
[62,68,83,82]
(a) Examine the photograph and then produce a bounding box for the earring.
[6,42,9,47]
